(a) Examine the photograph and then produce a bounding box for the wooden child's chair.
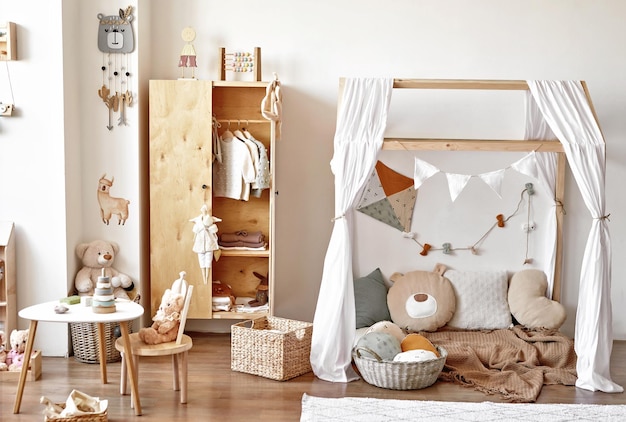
[115,272,194,404]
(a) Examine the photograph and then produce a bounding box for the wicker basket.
[352,345,447,390]
[231,316,313,381]
[44,404,107,422]
[69,321,132,364]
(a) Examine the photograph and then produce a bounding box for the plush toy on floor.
[74,239,135,300]
[0,330,7,371]
[139,273,187,345]
[7,328,29,371]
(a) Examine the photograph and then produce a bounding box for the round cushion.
[387,270,456,332]
[400,333,439,357]
[393,349,438,362]
[364,320,406,344]
[355,331,402,361]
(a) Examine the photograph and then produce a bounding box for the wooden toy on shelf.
[219,47,261,81]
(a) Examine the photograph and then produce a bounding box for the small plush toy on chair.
[138,272,187,345]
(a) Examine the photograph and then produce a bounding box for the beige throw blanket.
[422,326,577,402]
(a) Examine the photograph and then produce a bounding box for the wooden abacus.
[219,47,261,81]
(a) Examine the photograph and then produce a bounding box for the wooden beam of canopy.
[382,139,564,152]
[392,79,530,90]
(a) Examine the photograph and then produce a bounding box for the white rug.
[300,394,626,421]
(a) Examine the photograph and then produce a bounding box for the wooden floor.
[3,333,626,421]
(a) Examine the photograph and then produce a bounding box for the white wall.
[1,0,625,355]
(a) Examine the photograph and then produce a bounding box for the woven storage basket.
[231,316,313,381]
[45,404,107,422]
[352,345,447,390]
[70,321,132,364]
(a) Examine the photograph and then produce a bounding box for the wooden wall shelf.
[0,222,16,338]
[0,22,17,61]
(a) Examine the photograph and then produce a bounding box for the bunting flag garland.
[510,151,538,179]
[479,169,506,198]
[356,161,417,232]
[446,173,472,202]
[413,158,440,190]
[356,158,537,259]
[414,151,538,202]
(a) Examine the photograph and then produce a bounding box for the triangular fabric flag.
[387,187,418,232]
[413,157,440,189]
[511,151,538,179]
[357,168,385,208]
[376,161,414,196]
[357,198,405,232]
[445,173,472,202]
[478,169,506,198]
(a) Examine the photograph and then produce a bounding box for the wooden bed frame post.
[552,152,566,302]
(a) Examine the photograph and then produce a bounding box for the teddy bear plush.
[138,288,185,345]
[0,330,7,371]
[74,239,135,300]
[7,328,29,371]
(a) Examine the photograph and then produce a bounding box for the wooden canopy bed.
[382,79,567,302]
[310,78,622,401]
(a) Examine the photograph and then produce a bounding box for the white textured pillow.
[446,270,512,330]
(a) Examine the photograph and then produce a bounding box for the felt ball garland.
[407,183,537,260]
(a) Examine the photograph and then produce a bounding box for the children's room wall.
[1,0,625,355]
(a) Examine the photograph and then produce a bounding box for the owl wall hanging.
[97,6,135,130]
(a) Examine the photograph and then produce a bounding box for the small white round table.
[13,299,144,415]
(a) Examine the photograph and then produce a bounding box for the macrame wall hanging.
[97,6,135,130]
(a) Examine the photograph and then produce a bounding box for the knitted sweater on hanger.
[213,132,255,200]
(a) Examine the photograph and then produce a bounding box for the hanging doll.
[190,205,221,284]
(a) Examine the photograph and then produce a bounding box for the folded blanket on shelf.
[219,245,267,251]
[218,240,267,249]
[219,230,265,244]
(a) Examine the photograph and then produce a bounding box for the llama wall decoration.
[97,174,130,225]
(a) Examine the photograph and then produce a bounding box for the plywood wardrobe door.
[149,80,213,319]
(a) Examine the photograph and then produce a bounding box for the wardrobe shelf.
[219,249,270,258]
[213,80,267,88]
[211,310,268,320]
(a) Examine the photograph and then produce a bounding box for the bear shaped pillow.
[387,265,456,332]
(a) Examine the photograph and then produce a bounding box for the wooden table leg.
[13,320,38,414]
[119,322,142,415]
[97,323,107,384]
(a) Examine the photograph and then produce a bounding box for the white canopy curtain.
[527,80,623,393]
[310,78,394,382]
[524,95,559,299]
